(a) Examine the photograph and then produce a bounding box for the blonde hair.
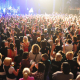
[55,38,60,45]
[23,36,28,44]
[0,53,2,59]
[55,53,62,61]
[31,44,40,54]
[3,57,12,66]
[66,51,73,60]
[23,68,30,79]
[37,37,41,42]
[44,29,47,33]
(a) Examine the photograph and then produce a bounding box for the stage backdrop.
[0,0,53,14]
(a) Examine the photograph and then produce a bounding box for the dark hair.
[73,36,77,42]
[18,49,23,56]
[1,29,4,34]
[4,35,7,40]
[38,62,45,72]
[77,34,80,40]
[61,62,70,74]
[1,41,5,48]
[19,36,23,42]
[40,40,47,48]
[67,34,71,39]
[15,39,20,51]
[41,34,44,40]
[10,43,14,51]
[23,52,29,59]
[33,32,36,36]
[67,39,72,44]
[1,34,5,40]
[42,53,49,60]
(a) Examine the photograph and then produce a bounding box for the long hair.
[10,43,14,51]
[38,62,45,72]
[23,36,28,44]
[31,44,40,54]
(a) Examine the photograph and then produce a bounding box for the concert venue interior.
[0,0,80,15]
[1,0,80,80]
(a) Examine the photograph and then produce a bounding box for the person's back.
[52,62,74,80]
[52,71,73,80]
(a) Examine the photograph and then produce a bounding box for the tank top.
[4,65,16,79]
[23,43,29,52]
[7,49,14,62]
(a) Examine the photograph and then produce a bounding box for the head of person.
[18,49,23,56]
[55,53,62,61]
[23,52,29,59]
[23,36,28,43]
[3,57,12,66]
[77,50,80,65]
[1,34,5,40]
[67,39,72,44]
[67,34,71,39]
[0,53,2,60]
[42,53,49,61]
[1,40,5,48]
[35,62,45,73]
[10,43,14,51]
[40,40,47,48]
[31,44,40,54]
[61,62,70,74]
[41,34,44,40]
[58,50,64,56]
[77,34,80,41]
[44,29,47,34]
[23,68,30,79]
[19,36,23,43]
[73,35,77,42]
[55,38,60,45]
[66,51,73,60]
[37,37,41,42]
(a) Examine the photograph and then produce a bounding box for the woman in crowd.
[23,36,29,52]
[14,49,23,70]
[63,39,73,54]
[29,44,41,63]
[7,43,17,62]
[3,57,19,80]
[19,68,34,80]
[0,40,7,61]
[0,53,6,80]
[31,62,45,80]
[51,38,62,56]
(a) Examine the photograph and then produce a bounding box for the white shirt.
[29,51,41,63]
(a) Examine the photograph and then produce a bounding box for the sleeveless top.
[4,65,16,79]
[7,49,14,62]
[23,43,29,52]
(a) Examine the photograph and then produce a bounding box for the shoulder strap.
[34,54,38,62]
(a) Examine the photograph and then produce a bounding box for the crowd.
[0,13,80,80]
